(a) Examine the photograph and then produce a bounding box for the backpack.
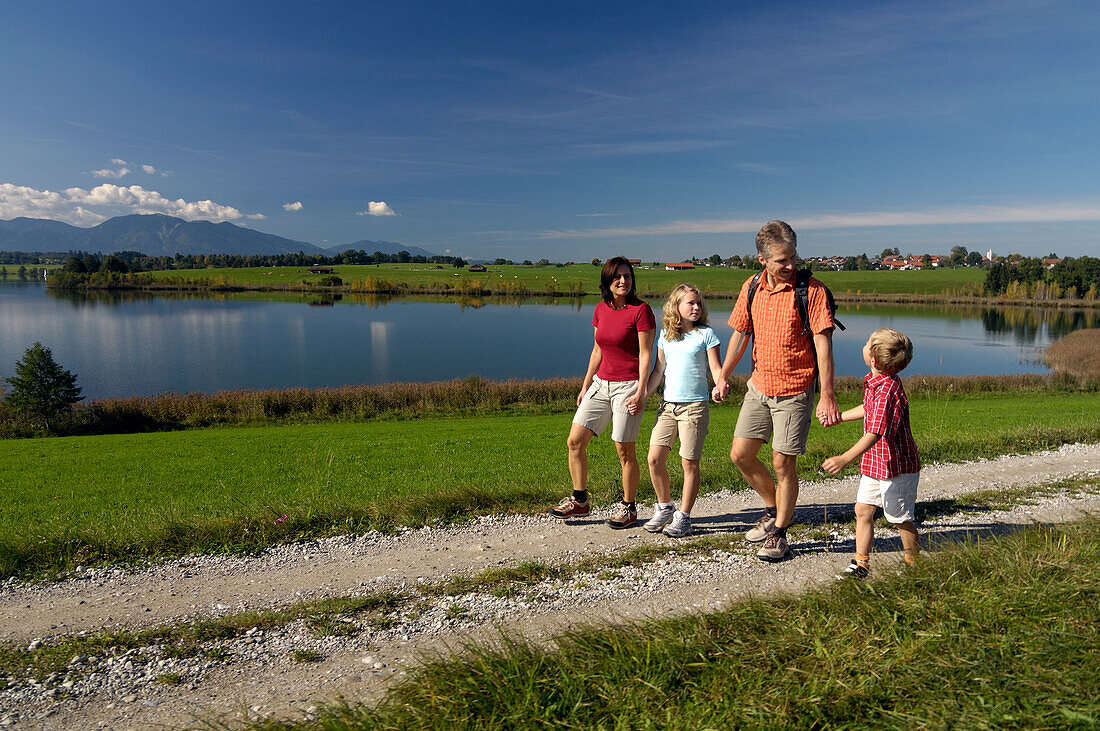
[745,268,845,336]
[744,268,845,383]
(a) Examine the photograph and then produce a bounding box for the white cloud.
[92,166,130,179]
[142,164,156,175]
[356,201,397,217]
[110,158,128,166]
[283,201,303,212]
[0,183,106,224]
[1,182,260,224]
[538,202,1100,238]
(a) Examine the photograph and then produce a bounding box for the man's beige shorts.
[572,376,644,443]
[733,379,814,456]
[649,400,710,461]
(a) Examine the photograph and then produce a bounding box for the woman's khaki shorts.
[572,376,644,443]
[733,379,815,456]
[649,401,709,461]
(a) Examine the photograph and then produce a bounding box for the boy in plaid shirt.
[822,328,920,578]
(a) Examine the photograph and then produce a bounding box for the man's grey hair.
[755,220,797,259]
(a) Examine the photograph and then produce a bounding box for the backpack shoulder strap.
[794,269,813,335]
[795,269,846,333]
[745,271,763,330]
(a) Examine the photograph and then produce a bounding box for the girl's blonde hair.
[662,283,708,341]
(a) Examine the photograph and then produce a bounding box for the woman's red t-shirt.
[592,300,656,381]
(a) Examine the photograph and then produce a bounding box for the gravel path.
[2,443,1099,729]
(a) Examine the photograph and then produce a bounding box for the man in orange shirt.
[713,221,840,562]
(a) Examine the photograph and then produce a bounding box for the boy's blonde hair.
[868,328,914,375]
[662,283,708,341]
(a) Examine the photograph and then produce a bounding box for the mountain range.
[0,214,435,258]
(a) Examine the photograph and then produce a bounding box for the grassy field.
[1,388,1098,578]
[141,263,989,298]
[298,519,1100,730]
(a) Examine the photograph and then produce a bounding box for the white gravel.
[1,443,1098,729]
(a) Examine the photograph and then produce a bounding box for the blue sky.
[2,0,1099,260]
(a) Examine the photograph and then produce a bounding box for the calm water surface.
[1,283,1094,400]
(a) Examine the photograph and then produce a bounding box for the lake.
[1,283,1094,400]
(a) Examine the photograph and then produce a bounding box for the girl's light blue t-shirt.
[658,325,721,402]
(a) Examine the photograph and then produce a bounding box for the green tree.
[3,342,83,433]
[708,254,722,265]
[921,254,933,270]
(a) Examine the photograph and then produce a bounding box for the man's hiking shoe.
[662,511,692,538]
[643,505,675,532]
[838,560,870,579]
[607,503,638,529]
[756,531,791,562]
[548,497,590,519]
[745,513,777,542]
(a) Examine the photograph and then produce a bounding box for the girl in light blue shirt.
[642,284,723,537]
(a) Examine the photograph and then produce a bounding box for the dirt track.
[2,443,1098,729]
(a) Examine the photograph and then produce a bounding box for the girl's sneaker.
[643,505,675,532]
[662,511,692,538]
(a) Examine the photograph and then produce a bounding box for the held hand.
[821,456,848,475]
[576,389,587,407]
[625,392,644,415]
[711,385,723,404]
[816,397,840,427]
[713,380,730,403]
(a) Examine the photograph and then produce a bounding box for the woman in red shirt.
[548,256,656,529]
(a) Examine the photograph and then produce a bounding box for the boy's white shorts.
[856,471,920,524]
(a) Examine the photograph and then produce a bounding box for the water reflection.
[0,282,1095,399]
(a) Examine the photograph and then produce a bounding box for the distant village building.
[664,262,695,271]
[307,266,334,274]
[467,264,487,272]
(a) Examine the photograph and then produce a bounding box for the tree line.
[985,256,1100,300]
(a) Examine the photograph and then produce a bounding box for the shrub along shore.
[1,376,1098,579]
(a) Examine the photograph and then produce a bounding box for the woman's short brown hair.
[599,256,639,304]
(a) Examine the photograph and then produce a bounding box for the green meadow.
[141,263,988,298]
[2,388,1097,578]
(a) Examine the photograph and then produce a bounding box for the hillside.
[0,215,434,258]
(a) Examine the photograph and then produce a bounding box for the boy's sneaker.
[756,531,790,562]
[838,560,870,579]
[607,503,638,529]
[548,496,589,519]
[745,513,777,542]
[662,511,692,538]
[643,504,675,532]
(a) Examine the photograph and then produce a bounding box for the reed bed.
[1045,328,1100,379]
[1,372,1096,439]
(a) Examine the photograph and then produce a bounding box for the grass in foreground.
[1,388,1098,578]
[268,520,1100,730]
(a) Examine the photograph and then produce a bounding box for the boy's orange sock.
[904,550,918,566]
[855,554,870,570]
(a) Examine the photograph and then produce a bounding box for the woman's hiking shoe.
[756,531,790,562]
[662,511,692,538]
[643,505,675,532]
[839,560,870,579]
[745,514,777,542]
[548,497,590,519]
[607,503,638,529]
